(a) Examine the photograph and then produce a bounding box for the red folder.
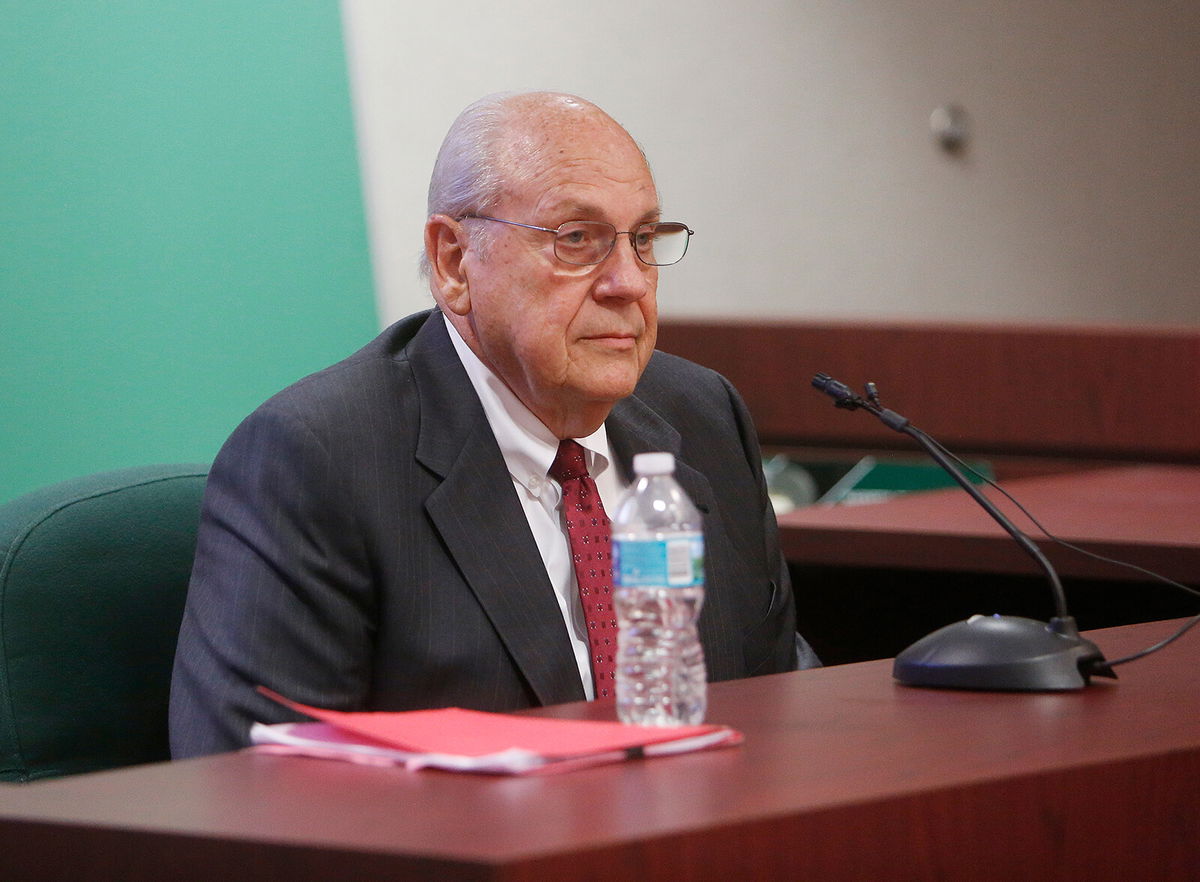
[250,687,742,775]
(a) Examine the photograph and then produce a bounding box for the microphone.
[811,373,1112,690]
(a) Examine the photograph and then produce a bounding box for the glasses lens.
[554,221,615,265]
[635,223,691,266]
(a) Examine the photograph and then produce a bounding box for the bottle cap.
[633,452,675,475]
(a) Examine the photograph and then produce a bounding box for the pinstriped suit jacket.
[169,309,811,757]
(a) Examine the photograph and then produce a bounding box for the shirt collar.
[443,314,613,495]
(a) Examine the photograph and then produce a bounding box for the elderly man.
[169,91,816,757]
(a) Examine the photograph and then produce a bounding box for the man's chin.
[585,353,647,390]
[580,376,641,406]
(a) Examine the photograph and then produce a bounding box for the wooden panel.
[655,319,1200,462]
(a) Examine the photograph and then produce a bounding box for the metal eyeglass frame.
[457,215,694,266]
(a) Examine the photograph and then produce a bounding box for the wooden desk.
[778,464,1200,584]
[1,619,1197,881]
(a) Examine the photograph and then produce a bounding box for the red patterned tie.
[549,439,618,699]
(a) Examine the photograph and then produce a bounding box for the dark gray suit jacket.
[170,310,813,757]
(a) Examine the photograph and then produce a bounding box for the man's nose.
[593,234,654,300]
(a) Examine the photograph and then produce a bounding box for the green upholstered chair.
[0,464,207,782]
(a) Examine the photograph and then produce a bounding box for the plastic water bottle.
[612,452,706,726]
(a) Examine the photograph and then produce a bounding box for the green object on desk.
[766,455,995,511]
[818,456,994,506]
[0,464,207,782]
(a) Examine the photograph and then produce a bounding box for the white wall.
[342,0,1200,326]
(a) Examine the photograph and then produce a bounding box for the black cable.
[924,436,1200,668]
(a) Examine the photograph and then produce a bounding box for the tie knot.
[549,439,589,483]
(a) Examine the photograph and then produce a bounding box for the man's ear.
[425,214,471,315]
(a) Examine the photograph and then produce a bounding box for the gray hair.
[419,92,528,279]
[418,91,650,280]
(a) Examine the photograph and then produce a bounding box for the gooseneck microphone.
[811,373,1112,690]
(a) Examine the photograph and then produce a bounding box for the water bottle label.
[614,535,704,587]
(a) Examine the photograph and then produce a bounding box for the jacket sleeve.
[169,398,376,758]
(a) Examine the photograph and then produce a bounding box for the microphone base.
[893,614,1113,691]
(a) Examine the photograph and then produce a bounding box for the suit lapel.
[408,315,585,706]
[607,393,715,517]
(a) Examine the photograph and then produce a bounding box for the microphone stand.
[811,374,1112,690]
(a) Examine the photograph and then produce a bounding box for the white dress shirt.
[444,315,627,698]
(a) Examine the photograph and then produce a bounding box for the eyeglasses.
[457,215,694,267]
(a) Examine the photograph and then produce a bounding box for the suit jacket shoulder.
[170,310,582,757]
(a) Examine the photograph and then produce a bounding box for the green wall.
[1,2,377,502]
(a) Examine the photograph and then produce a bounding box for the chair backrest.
[0,464,207,782]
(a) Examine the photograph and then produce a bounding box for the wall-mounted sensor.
[930,104,970,153]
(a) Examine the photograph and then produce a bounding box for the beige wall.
[342,1,1200,326]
